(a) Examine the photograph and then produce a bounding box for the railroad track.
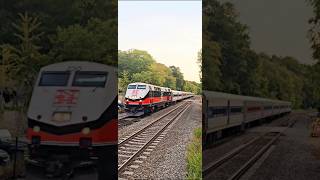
[118,117,141,128]
[118,101,191,177]
[203,131,281,180]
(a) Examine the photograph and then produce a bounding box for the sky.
[222,0,314,64]
[118,1,202,83]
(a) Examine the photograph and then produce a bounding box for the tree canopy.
[0,0,117,108]
[118,49,200,95]
[203,0,320,109]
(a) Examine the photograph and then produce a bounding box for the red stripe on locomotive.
[126,96,172,105]
[27,119,117,144]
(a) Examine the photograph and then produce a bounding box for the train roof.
[128,82,158,89]
[40,61,117,72]
[203,90,291,105]
[128,83,194,94]
[128,82,181,92]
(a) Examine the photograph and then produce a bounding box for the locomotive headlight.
[52,112,71,122]
[82,127,90,135]
[33,126,40,133]
[139,100,142,102]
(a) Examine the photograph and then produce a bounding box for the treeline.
[118,49,201,94]
[203,0,320,109]
[0,0,117,108]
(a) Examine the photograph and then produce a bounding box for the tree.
[50,18,117,66]
[118,71,130,94]
[169,66,184,90]
[118,49,155,76]
[201,0,318,108]
[118,49,200,94]
[1,12,47,108]
[131,71,154,85]
[203,0,251,94]
[201,39,222,91]
[0,0,117,49]
[308,0,320,61]
[184,81,200,94]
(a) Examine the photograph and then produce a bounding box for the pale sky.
[222,0,314,64]
[118,1,202,83]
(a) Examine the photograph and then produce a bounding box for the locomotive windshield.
[137,85,146,89]
[73,71,108,87]
[39,71,70,86]
[128,85,136,89]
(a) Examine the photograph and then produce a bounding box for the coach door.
[227,100,230,125]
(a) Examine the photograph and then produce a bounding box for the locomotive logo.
[54,89,80,105]
[131,89,139,98]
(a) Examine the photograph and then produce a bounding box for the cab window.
[39,71,70,86]
[137,85,146,89]
[73,71,108,87]
[128,85,137,89]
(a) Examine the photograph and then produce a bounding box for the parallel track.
[204,120,296,180]
[203,132,280,180]
[118,101,191,174]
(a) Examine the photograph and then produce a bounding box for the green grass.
[186,127,202,180]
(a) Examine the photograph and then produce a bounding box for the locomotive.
[203,90,291,145]
[27,61,117,176]
[124,82,193,114]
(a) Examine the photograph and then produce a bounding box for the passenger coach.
[203,90,291,145]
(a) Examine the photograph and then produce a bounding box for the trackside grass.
[186,128,202,180]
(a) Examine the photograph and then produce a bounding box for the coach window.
[39,71,70,86]
[72,71,108,87]
[208,107,228,118]
[230,107,242,113]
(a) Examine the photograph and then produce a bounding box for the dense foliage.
[203,0,320,109]
[0,0,117,108]
[118,49,201,94]
[308,0,320,61]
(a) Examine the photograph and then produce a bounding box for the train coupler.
[45,158,76,178]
